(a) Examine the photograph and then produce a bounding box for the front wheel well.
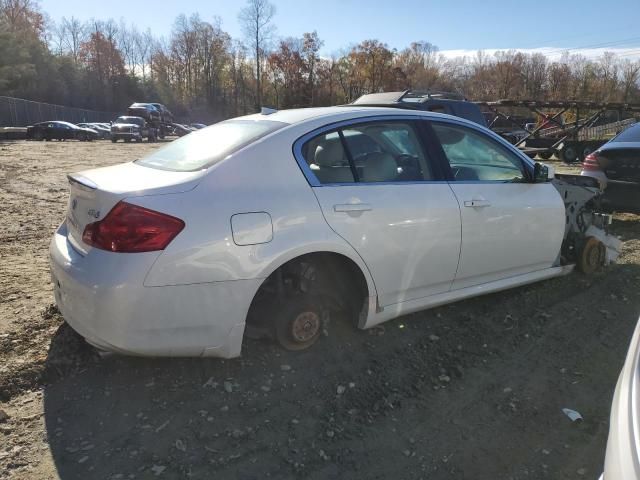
[245,252,370,338]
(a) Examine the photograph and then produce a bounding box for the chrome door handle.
[334,203,372,213]
[463,199,491,208]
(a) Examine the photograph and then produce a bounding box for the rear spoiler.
[67,174,97,192]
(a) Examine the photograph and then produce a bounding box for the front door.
[428,121,565,290]
[297,119,462,307]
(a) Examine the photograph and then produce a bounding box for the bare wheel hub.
[291,311,320,343]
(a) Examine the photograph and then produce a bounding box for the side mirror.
[534,162,554,183]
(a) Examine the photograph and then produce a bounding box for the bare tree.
[238,0,276,110]
[59,16,86,64]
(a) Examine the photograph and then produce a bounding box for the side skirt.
[361,265,574,329]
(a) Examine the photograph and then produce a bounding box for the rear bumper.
[601,180,640,213]
[49,223,258,358]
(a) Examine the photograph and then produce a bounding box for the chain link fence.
[0,96,117,127]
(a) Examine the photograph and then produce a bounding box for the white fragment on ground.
[155,420,170,433]
[151,465,166,476]
[562,408,583,422]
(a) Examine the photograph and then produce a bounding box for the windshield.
[612,123,640,143]
[136,119,287,171]
[115,117,142,126]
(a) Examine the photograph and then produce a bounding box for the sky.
[40,0,640,60]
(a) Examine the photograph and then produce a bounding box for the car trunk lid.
[65,162,203,254]
[599,144,640,182]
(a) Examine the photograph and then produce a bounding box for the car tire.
[111,138,117,143]
[562,145,578,163]
[274,296,323,351]
[124,138,131,143]
[34,131,43,141]
[539,151,552,160]
[583,146,593,158]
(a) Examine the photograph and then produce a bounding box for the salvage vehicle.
[50,107,620,358]
[26,121,98,142]
[581,122,640,213]
[599,316,640,480]
[110,116,157,143]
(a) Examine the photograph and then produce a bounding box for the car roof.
[239,106,449,126]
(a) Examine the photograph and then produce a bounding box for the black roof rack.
[351,89,467,106]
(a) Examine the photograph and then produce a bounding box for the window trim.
[425,118,535,183]
[292,115,446,187]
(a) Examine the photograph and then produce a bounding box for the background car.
[600,317,640,480]
[126,103,161,124]
[110,116,157,142]
[26,121,98,141]
[171,123,196,136]
[581,122,640,212]
[150,103,174,123]
[78,122,111,140]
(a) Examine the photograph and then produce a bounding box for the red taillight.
[582,152,602,172]
[82,201,185,253]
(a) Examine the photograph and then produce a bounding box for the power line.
[539,37,640,57]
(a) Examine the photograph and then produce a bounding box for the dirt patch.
[1,140,639,479]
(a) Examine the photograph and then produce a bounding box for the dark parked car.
[111,116,158,143]
[581,122,640,212]
[26,121,98,141]
[78,122,111,140]
[171,123,196,137]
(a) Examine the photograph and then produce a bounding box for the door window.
[302,131,356,184]
[431,123,526,182]
[301,121,433,184]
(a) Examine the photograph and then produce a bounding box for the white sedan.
[49,106,615,357]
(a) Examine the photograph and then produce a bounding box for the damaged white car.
[49,107,620,357]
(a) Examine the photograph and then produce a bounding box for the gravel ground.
[1,140,639,479]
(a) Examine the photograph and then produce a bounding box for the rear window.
[612,123,640,143]
[136,119,287,171]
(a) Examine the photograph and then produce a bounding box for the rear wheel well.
[245,252,369,339]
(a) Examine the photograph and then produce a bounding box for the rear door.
[295,117,462,307]
[427,120,565,290]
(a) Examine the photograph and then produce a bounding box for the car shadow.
[42,315,364,479]
[42,260,640,479]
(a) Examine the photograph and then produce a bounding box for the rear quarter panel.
[139,123,376,294]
